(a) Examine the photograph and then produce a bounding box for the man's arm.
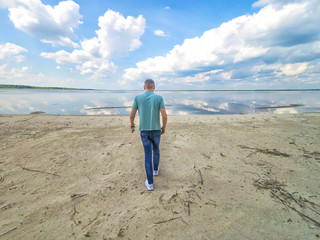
[130,108,137,131]
[160,108,167,134]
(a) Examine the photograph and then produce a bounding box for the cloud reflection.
[0,89,319,115]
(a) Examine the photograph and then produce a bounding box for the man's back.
[130,79,167,191]
[132,91,165,131]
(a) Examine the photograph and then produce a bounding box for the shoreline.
[0,113,319,239]
[1,110,319,117]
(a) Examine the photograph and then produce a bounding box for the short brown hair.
[144,79,155,89]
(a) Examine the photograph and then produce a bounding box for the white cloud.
[0,63,81,87]
[41,9,145,79]
[154,30,168,37]
[76,59,117,78]
[281,63,308,76]
[253,0,304,8]
[164,6,170,10]
[123,0,320,87]
[40,37,79,48]
[96,10,145,58]
[0,0,82,47]
[0,42,28,59]
[0,64,29,78]
[15,55,26,63]
[41,49,91,64]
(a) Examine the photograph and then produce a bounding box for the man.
[130,79,167,191]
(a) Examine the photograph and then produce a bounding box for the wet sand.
[0,113,319,239]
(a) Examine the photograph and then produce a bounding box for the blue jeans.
[140,130,161,184]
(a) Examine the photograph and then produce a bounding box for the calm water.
[0,89,320,115]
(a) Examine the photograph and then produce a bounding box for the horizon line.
[0,84,319,92]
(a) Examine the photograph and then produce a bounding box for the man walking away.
[130,79,168,191]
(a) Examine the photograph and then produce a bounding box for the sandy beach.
[0,113,319,240]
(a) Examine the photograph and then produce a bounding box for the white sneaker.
[153,167,160,176]
[145,180,154,191]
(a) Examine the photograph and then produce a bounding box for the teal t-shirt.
[132,91,165,131]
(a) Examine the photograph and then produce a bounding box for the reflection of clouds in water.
[0,98,36,113]
[120,96,134,107]
[173,99,220,113]
[2,102,17,112]
[0,90,76,114]
[218,102,229,111]
[169,98,255,114]
[85,100,105,108]
[166,109,189,115]
[274,108,299,114]
[81,104,114,115]
[82,109,114,115]
[120,96,133,113]
[1,90,319,115]
[82,97,133,115]
[226,102,254,114]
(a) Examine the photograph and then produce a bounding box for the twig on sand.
[0,203,11,210]
[85,175,92,181]
[71,204,79,225]
[154,216,182,225]
[71,193,87,200]
[193,164,204,185]
[184,201,194,216]
[194,191,202,200]
[129,212,137,220]
[201,153,211,159]
[181,219,188,225]
[81,211,101,230]
[0,227,17,238]
[254,178,320,227]
[21,166,60,177]
[287,205,320,227]
[238,145,291,157]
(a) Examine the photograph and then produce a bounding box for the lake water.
[0,89,320,115]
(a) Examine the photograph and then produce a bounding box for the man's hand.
[130,108,137,133]
[160,108,167,135]
[131,124,135,133]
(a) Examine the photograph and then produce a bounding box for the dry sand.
[0,113,319,240]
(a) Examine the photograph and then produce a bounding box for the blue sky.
[0,0,319,90]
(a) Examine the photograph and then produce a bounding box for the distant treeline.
[0,84,85,90]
